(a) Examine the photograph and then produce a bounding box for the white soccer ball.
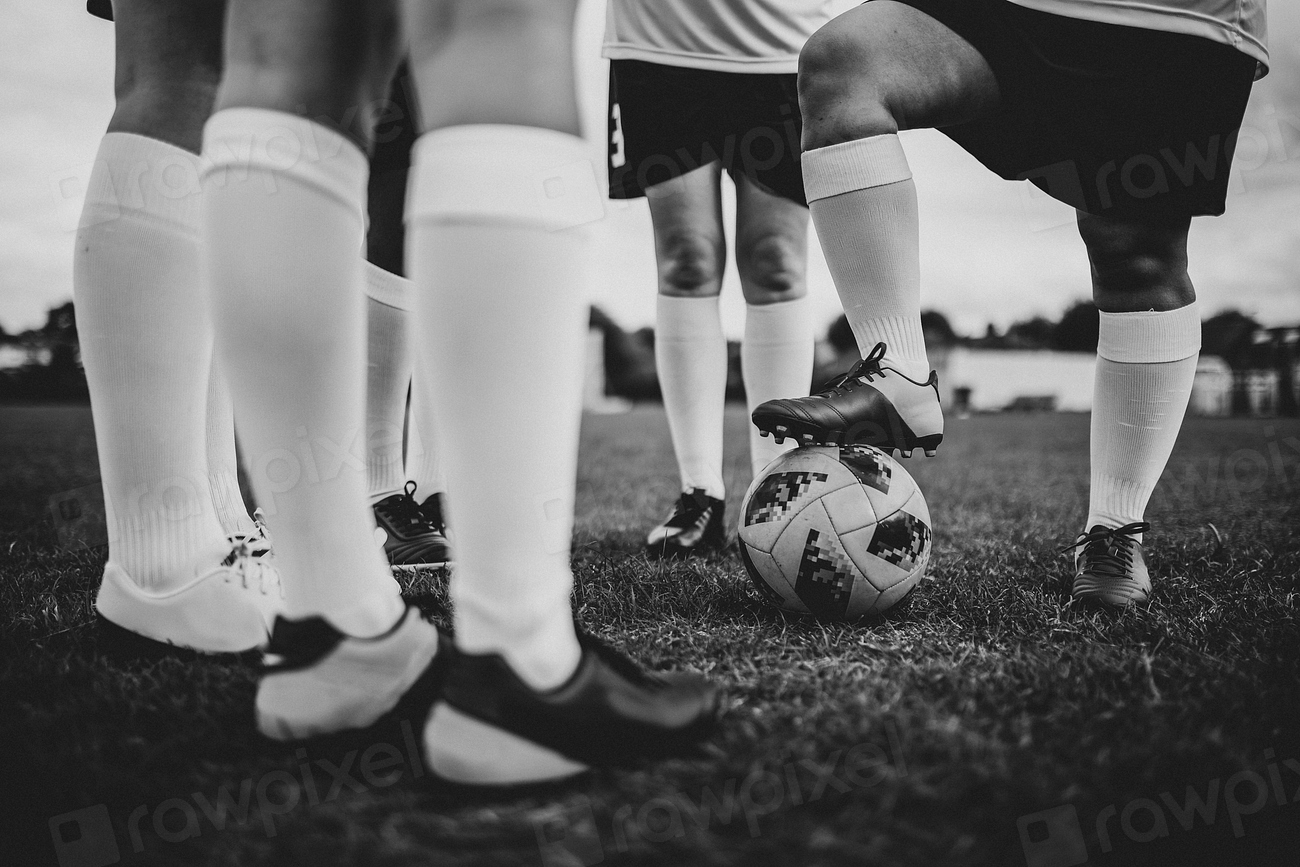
[738,444,932,620]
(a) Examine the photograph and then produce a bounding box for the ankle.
[457,609,581,692]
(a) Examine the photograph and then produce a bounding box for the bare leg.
[78,0,278,652]
[1076,211,1200,603]
[206,0,404,630]
[798,0,999,148]
[645,163,729,506]
[403,0,581,136]
[751,1,1000,452]
[107,0,224,152]
[402,0,588,687]
[403,0,716,783]
[638,163,730,552]
[734,175,813,475]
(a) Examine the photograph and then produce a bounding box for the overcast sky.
[2,0,1297,339]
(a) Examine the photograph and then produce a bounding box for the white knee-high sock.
[407,125,598,690]
[406,353,447,501]
[742,297,814,476]
[655,295,728,499]
[202,108,402,637]
[1088,305,1201,539]
[802,135,928,378]
[73,132,229,590]
[363,261,413,503]
[205,352,257,537]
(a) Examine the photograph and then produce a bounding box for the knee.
[1077,213,1193,307]
[658,235,723,296]
[738,233,806,303]
[798,23,894,147]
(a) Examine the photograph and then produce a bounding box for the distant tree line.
[0,301,1285,404]
[0,302,88,403]
[828,303,1279,370]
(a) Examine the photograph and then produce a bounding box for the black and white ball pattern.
[738,444,932,619]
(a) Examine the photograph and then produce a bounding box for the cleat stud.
[924,449,937,457]
[759,429,769,438]
[900,449,913,458]
[774,436,785,445]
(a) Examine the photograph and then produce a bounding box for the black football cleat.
[751,342,943,457]
[1066,522,1151,607]
[422,632,719,784]
[256,604,448,741]
[645,488,728,558]
[418,491,450,539]
[373,481,452,570]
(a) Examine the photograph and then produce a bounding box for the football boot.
[256,604,447,740]
[423,631,719,784]
[646,488,727,558]
[751,342,943,457]
[373,481,451,570]
[1066,522,1151,606]
[96,539,284,655]
[226,507,274,559]
[417,491,450,542]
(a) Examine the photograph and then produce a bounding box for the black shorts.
[888,0,1258,218]
[607,59,807,206]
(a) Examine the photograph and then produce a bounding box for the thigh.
[402,0,581,136]
[107,0,227,151]
[218,0,403,149]
[645,163,727,295]
[733,174,809,303]
[799,0,1000,145]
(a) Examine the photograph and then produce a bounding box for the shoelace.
[251,508,273,553]
[222,539,283,597]
[664,490,713,530]
[1060,522,1149,579]
[227,508,274,557]
[817,342,889,394]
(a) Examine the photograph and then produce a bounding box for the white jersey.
[602,1,852,74]
[1009,0,1268,70]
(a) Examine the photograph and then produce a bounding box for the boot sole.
[753,418,942,458]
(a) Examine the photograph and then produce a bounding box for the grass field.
[2,404,1299,867]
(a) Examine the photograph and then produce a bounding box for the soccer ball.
[737,444,932,620]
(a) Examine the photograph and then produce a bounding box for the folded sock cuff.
[1097,304,1200,363]
[406,125,603,231]
[363,261,412,310]
[202,108,368,217]
[802,134,912,202]
[744,296,812,345]
[81,132,205,231]
[656,294,724,342]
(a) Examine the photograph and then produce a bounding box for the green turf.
[2,405,1298,866]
